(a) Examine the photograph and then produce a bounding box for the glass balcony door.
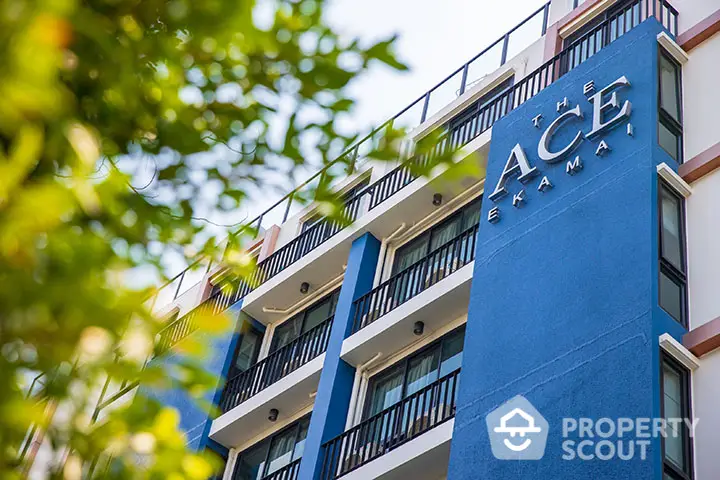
[364,326,466,420]
[233,417,309,480]
[270,290,340,354]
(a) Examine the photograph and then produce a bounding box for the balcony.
[220,316,333,412]
[156,0,678,351]
[210,316,332,446]
[320,369,460,480]
[241,135,490,323]
[341,225,477,367]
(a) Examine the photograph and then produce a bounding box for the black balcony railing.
[563,0,677,74]
[347,0,677,215]
[219,316,334,413]
[152,3,553,311]
[320,369,460,480]
[365,135,450,211]
[253,193,366,286]
[155,282,250,354]
[155,0,678,355]
[352,224,478,333]
[260,459,301,480]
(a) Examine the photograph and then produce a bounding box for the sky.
[327,0,549,132]
[154,0,551,300]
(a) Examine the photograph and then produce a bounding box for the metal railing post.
[419,92,431,123]
[542,2,550,35]
[282,194,294,223]
[500,33,510,65]
[459,64,469,96]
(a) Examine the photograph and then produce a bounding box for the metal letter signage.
[537,104,584,164]
[488,75,632,224]
[488,143,538,202]
[586,76,632,139]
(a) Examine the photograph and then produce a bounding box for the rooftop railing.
[154,0,678,353]
[320,369,460,480]
[219,315,334,413]
[151,2,553,310]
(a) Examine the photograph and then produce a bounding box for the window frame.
[228,321,264,378]
[660,351,694,480]
[563,0,638,47]
[390,196,482,276]
[300,176,370,233]
[362,325,466,419]
[232,416,310,480]
[657,180,688,327]
[269,289,340,353]
[658,49,684,163]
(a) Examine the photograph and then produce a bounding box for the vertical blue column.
[298,233,381,480]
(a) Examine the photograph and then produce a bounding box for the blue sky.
[329,0,549,132]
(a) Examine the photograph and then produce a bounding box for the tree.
[0,0,406,477]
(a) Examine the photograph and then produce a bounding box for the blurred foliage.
[0,0,408,478]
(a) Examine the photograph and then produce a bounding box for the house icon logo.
[486,395,549,460]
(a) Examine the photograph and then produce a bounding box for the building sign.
[487,76,633,224]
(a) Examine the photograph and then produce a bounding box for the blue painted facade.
[140,300,246,453]
[141,17,691,480]
[447,19,686,480]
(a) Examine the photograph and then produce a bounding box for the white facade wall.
[691,349,720,480]
[685,172,720,329]
[681,19,720,480]
[669,0,719,34]
[681,32,720,160]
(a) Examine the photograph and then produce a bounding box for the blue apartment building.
[81,0,720,479]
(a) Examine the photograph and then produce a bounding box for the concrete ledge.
[657,163,692,197]
[678,8,720,52]
[678,141,720,184]
[660,333,700,370]
[683,316,720,358]
[341,263,473,367]
[209,354,324,447]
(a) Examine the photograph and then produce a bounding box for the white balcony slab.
[341,419,454,480]
[243,131,490,325]
[209,354,324,448]
[341,262,473,367]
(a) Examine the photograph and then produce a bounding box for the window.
[228,323,264,378]
[391,198,482,275]
[658,182,687,326]
[300,213,322,234]
[300,178,370,233]
[270,290,340,353]
[364,326,465,418]
[233,417,310,480]
[449,77,515,133]
[661,353,693,479]
[658,50,683,162]
[562,0,640,73]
